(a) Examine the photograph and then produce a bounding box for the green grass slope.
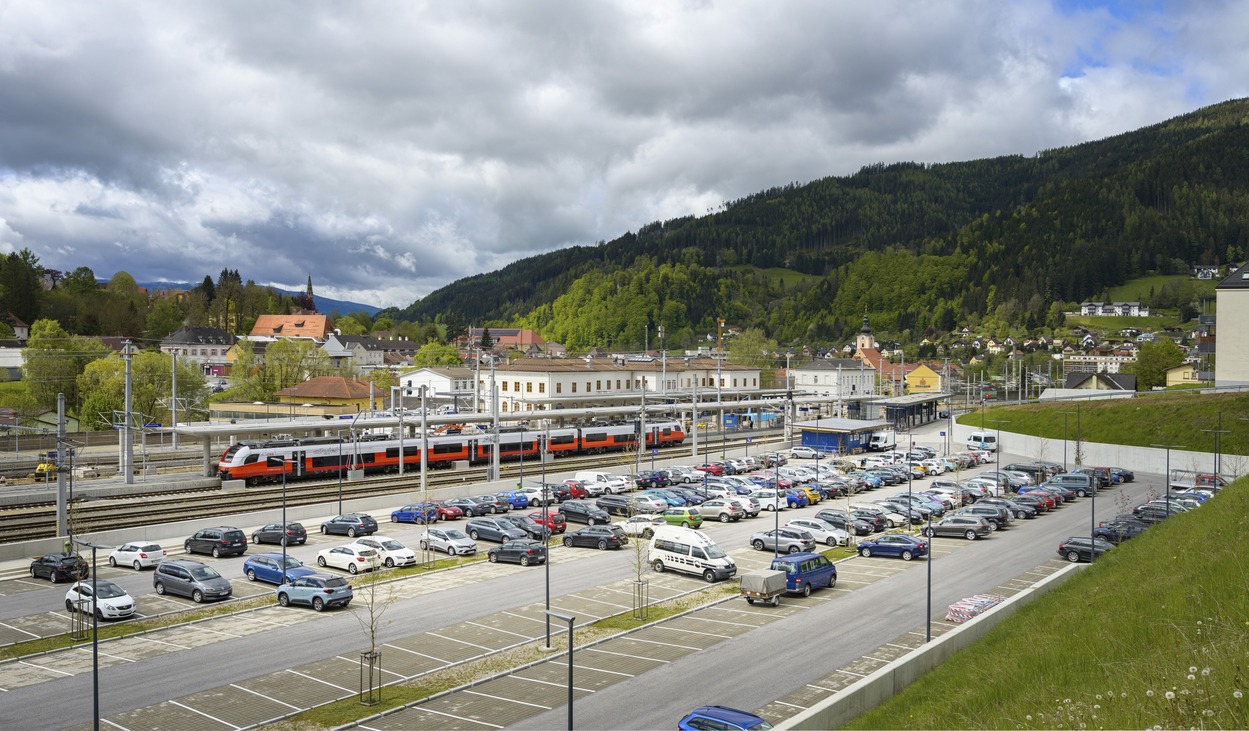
[846,479,1249,730]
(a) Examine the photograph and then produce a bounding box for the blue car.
[495,490,530,510]
[679,706,773,731]
[857,533,929,561]
[643,489,687,507]
[276,573,353,611]
[783,489,809,509]
[390,503,439,524]
[243,553,317,585]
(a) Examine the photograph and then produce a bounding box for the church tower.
[856,312,874,353]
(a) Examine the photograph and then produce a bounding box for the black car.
[472,495,511,514]
[874,500,926,525]
[595,494,647,517]
[559,500,611,525]
[465,517,527,543]
[667,487,706,505]
[1057,536,1113,563]
[635,470,670,489]
[251,522,308,546]
[1010,493,1050,514]
[1130,503,1175,524]
[977,497,1037,520]
[319,514,379,537]
[488,539,547,566]
[498,514,549,540]
[814,509,874,536]
[540,482,574,502]
[1109,467,1135,483]
[29,552,89,582]
[847,509,886,532]
[1094,519,1148,544]
[956,505,1012,530]
[443,497,491,516]
[563,524,628,550]
[185,527,248,558]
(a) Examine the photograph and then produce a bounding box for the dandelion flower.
[1026,715,1032,722]
[1202,667,1211,676]
[1234,690,1243,699]
[1187,674,1196,681]
[1095,694,1102,701]
[1165,691,1176,701]
[1147,690,1155,698]
[1204,709,1215,717]
[1189,666,1197,673]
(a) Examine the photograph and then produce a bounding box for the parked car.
[488,539,547,566]
[635,470,670,489]
[526,510,567,534]
[693,463,725,476]
[498,514,550,540]
[559,500,611,525]
[596,493,649,516]
[419,527,477,556]
[1094,519,1148,544]
[1129,504,1174,524]
[319,514,379,538]
[857,534,929,560]
[276,573,353,611]
[563,524,628,550]
[770,552,838,597]
[750,527,816,554]
[922,515,994,541]
[615,514,666,538]
[1057,536,1113,563]
[516,486,556,507]
[642,489,688,507]
[790,446,826,459]
[243,553,317,584]
[251,522,308,546]
[977,497,1037,520]
[352,536,418,568]
[390,504,440,524]
[472,495,511,513]
[785,517,848,547]
[65,580,135,620]
[153,559,232,602]
[699,498,745,523]
[108,542,165,570]
[955,504,1013,530]
[678,706,774,731]
[430,500,465,520]
[667,487,707,505]
[442,497,490,516]
[495,490,530,510]
[316,544,381,574]
[661,507,704,528]
[465,517,528,543]
[184,526,248,558]
[814,509,874,536]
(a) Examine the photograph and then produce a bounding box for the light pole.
[1200,411,1226,477]
[1151,443,1186,518]
[717,318,724,459]
[267,456,291,583]
[544,610,576,731]
[542,430,553,649]
[986,418,1010,459]
[1059,410,1077,472]
[72,538,114,731]
[773,457,780,558]
[925,511,932,641]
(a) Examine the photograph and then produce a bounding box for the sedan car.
[243,553,317,584]
[276,573,353,612]
[921,515,994,541]
[785,518,848,547]
[487,539,547,566]
[108,542,165,570]
[563,525,628,550]
[351,536,417,568]
[615,514,666,538]
[316,545,381,574]
[30,552,90,583]
[419,527,477,556]
[750,527,817,554]
[441,497,490,517]
[390,504,439,524]
[465,517,528,543]
[857,534,929,560]
[65,580,135,620]
[319,514,379,538]
[251,522,308,546]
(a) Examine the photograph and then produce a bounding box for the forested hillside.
[391,98,1249,349]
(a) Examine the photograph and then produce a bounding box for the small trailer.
[739,569,787,607]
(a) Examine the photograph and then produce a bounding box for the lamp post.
[544,610,576,731]
[925,511,932,641]
[266,456,291,583]
[1150,443,1186,518]
[1059,411,1074,472]
[542,430,553,649]
[773,457,780,558]
[1200,411,1226,477]
[72,538,114,731]
[986,418,1010,459]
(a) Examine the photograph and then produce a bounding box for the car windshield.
[190,566,221,580]
[380,540,404,550]
[444,530,468,539]
[95,582,127,598]
[704,545,727,559]
[281,556,303,568]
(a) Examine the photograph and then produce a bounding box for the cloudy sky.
[1,1,1246,309]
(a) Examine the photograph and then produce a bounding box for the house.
[4,314,29,342]
[1194,265,1221,280]
[1215,262,1249,387]
[904,364,943,394]
[792,359,876,413]
[273,376,380,411]
[1165,363,1201,388]
[459,328,547,351]
[1063,372,1136,392]
[398,367,478,412]
[322,334,419,372]
[249,314,334,341]
[160,327,238,376]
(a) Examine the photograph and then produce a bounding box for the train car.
[642,420,686,448]
[578,423,637,454]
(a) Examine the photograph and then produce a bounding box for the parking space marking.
[572,662,633,677]
[79,647,136,663]
[808,683,839,693]
[19,660,73,677]
[0,621,40,639]
[230,683,301,710]
[168,699,239,729]
[426,631,496,652]
[383,643,453,665]
[464,621,534,640]
[286,668,353,693]
[549,604,601,620]
[618,636,703,652]
[581,647,670,663]
[375,706,504,729]
[334,655,407,681]
[647,625,732,640]
[137,636,191,650]
[101,719,129,730]
[194,625,245,639]
[512,674,597,694]
[670,615,757,629]
[773,700,807,709]
[501,610,548,624]
[463,689,551,710]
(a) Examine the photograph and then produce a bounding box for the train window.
[550,435,575,446]
[584,432,606,442]
[432,444,460,455]
[244,454,259,464]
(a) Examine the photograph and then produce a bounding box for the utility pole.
[717,318,724,457]
[56,393,68,538]
[122,340,135,485]
[658,324,667,399]
[171,352,178,449]
[490,357,500,481]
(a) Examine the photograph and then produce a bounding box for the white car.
[108,542,165,570]
[65,580,136,620]
[725,495,761,517]
[614,514,666,538]
[751,489,786,511]
[790,446,826,460]
[419,527,477,556]
[668,466,700,483]
[785,518,848,547]
[351,536,417,568]
[317,545,381,574]
[867,503,909,528]
[516,486,555,507]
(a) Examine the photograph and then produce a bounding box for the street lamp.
[1200,411,1226,477]
[773,457,781,558]
[544,610,576,731]
[266,456,291,584]
[925,511,933,642]
[1150,443,1186,519]
[71,537,114,731]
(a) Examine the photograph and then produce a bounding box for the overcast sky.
[1,1,1246,309]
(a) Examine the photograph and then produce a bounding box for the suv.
[153,560,233,602]
[251,522,307,546]
[30,552,89,582]
[559,500,610,525]
[320,514,379,537]
[749,527,816,554]
[184,527,248,558]
[277,573,353,611]
[678,705,773,731]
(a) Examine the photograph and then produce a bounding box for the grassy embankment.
[847,474,1249,730]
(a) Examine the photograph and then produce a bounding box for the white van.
[966,431,998,452]
[573,471,632,494]
[648,526,736,582]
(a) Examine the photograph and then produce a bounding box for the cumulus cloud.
[0,0,1245,308]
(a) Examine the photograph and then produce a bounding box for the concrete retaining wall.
[778,562,1081,730]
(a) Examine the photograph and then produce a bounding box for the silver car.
[784,518,848,547]
[420,527,478,556]
[749,527,817,554]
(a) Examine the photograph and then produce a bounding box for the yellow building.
[905,364,942,393]
[1165,363,1201,388]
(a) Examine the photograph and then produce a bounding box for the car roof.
[683,706,768,727]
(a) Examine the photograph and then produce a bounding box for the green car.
[661,507,704,529]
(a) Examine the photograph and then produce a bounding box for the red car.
[562,479,589,500]
[1017,488,1057,509]
[694,463,725,476]
[432,500,465,520]
[527,511,567,534]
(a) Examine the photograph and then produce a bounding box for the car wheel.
[829,576,837,589]
[321,525,329,534]
[66,599,76,612]
[488,553,498,563]
[923,528,934,537]
[703,569,716,583]
[419,540,428,550]
[652,560,666,573]
[317,556,327,567]
[746,597,756,605]
[155,582,166,595]
[95,608,104,621]
[211,547,221,559]
[529,498,537,507]
[1077,490,1087,498]
[108,556,117,567]
[134,561,144,571]
[965,530,978,541]
[447,546,457,556]
[1066,550,1081,563]
[720,513,731,523]
[348,563,359,574]
[246,569,257,581]
[788,545,801,554]
[347,528,357,538]
[562,537,573,548]
[488,506,496,514]
[802,583,812,597]
[752,540,765,551]
[385,558,395,568]
[192,590,204,603]
[49,571,59,584]
[520,555,531,566]
[597,539,608,551]
[827,537,837,547]
[901,550,914,561]
[642,529,654,539]
[312,597,325,612]
[278,593,290,607]
[470,531,480,540]
[859,547,872,557]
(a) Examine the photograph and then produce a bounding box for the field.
[725,265,819,288]
[1106,273,1217,302]
[1063,313,1179,332]
[847,476,1249,730]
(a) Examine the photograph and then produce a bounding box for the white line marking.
[285,668,352,692]
[647,625,731,639]
[666,615,756,629]
[77,647,135,663]
[511,674,596,693]
[463,689,551,709]
[101,719,130,730]
[168,700,240,729]
[807,683,839,692]
[502,610,547,624]
[382,643,454,664]
[0,622,41,639]
[229,683,300,710]
[618,636,702,651]
[580,647,669,664]
[427,632,495,652]
[570,663,633,677]
[773,700,808,709]
[334,655,405,678]
[136,636,191,650]
[404,706,504,728]
[18,660,73,677]
[465,621,534,640]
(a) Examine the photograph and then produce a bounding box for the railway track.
[1,434,787,543]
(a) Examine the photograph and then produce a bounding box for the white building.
[792,358,876,416]
[1215,262,1249,387]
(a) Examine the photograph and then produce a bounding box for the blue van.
[769,552,837,597]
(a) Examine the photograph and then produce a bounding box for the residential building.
[1165,363,1201,388]
[1078,302,1151,317]
[397,367,477,412]
[273,376,380,411]
[249,314,334,341]
[160,327,238,377]
[1215,262,1249,387]
[1063,352,1136,375]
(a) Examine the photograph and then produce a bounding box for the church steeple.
[856,312,875,353]
[306,275,314,300]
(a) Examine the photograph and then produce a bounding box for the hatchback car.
[277,573,353,612]
[30,552,90,583]
[472,495,511,513]
[678,705,774,731]
[1057,536,1114,563]
[527,510,567,534]
[563,524,628,550]
[857,534,929,560]
[316,545,381,574]
[442,497,490,516]
[65,580,135,620]
[488,539,547,566]
[243,553,317,584]
[922,515,994,541]
[320,513,379,537]
[465,517,528,543]
[390,503,439,524]
[750,527,816,554]
[108,542,165,570]
[784,518,847,547]
[635,470,670,489]
[495,490,530,509]
[662,507,704,528]
[615,514,666,538]
[184,527,248,558]
[352,536,418,568]
[153,560,233,602]
[251,522,308,546]
[498,514,550,540]
[419,527,477,556]
[559,500,611,525]
[1094,519,1148,544]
